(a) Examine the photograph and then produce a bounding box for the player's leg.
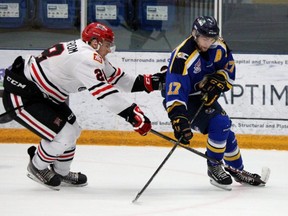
[2,92,86,188]
[224,131,262,186]
[50,121,87,186]
[26,106,87,187]
[186,97,232,187]
[223,131,243,170]
[205,113,233,187]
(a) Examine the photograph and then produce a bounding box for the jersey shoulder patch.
[211,39,229,62]
[93,52,103,63]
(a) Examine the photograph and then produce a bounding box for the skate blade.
[61,182,88,187]
[210,179,232,191]
[27,172,60,191]
[260,167,270,185]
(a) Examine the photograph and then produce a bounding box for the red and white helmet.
[82,22,115,44]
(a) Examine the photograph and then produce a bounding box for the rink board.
[0,128,287,150]
[1,51,288,137]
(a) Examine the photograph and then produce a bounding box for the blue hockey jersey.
[165,35,236,113]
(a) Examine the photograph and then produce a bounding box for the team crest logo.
[53,117,63,127]
[93,53,103,63]
[198,18,206,26]
[193,59,201,74]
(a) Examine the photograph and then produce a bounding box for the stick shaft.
[132,140,179,203]
[132,99,206,203]
[151,130,266,184]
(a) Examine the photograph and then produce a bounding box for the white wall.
[0,50,287,135]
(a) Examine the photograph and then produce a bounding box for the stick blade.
[132,193,140,203]
[260,166,271,184]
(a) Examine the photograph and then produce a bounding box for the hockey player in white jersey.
[2,22,166,190]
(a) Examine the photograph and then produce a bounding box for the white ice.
[0,144,287,216]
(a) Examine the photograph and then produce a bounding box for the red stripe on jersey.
[107,68,121,83]
[12,93,24,113]
[13,95,55,140]
[31,63,66,102]
[91,84,113,96]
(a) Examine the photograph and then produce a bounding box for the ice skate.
[60,171,88,187]
[226,167,269,186]
[208,161,232,191]
[50,164,88,187]
[26,146,61,190]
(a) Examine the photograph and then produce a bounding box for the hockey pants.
[3,91,82,176]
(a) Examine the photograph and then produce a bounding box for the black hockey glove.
[131,65,167,93]
[171,114,193,145]
[199,73,227,106]
[150,65,168,91]
[118,103,152,136]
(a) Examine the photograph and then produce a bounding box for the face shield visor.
[101,40,116,53]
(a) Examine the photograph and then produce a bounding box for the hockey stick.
[132,99,206,203]
[150,129,267,185]
[0,104,25,118]
[0,104,26,123]
[132,135,182,203]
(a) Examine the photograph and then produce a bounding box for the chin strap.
[95,41,102,51]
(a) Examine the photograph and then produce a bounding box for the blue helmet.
[192,16,219,38]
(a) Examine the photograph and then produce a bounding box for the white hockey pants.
[32,121,82,176]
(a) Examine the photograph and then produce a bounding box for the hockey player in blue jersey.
[164,16,263,190]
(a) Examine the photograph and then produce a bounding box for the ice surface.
[0,144,287,216]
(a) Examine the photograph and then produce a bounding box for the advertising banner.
[0,50,287,135]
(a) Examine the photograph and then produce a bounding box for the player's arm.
[198,43,236,106]
[104,60,167,93]
[88,82,152,136]
[77,60,152,136]
[118,103,151,136]
[87,80,152,136]
[214,40,236,90]
[131,65,167,93]
[165,63,193,144]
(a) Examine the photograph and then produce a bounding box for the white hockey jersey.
[23,39,136,114]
